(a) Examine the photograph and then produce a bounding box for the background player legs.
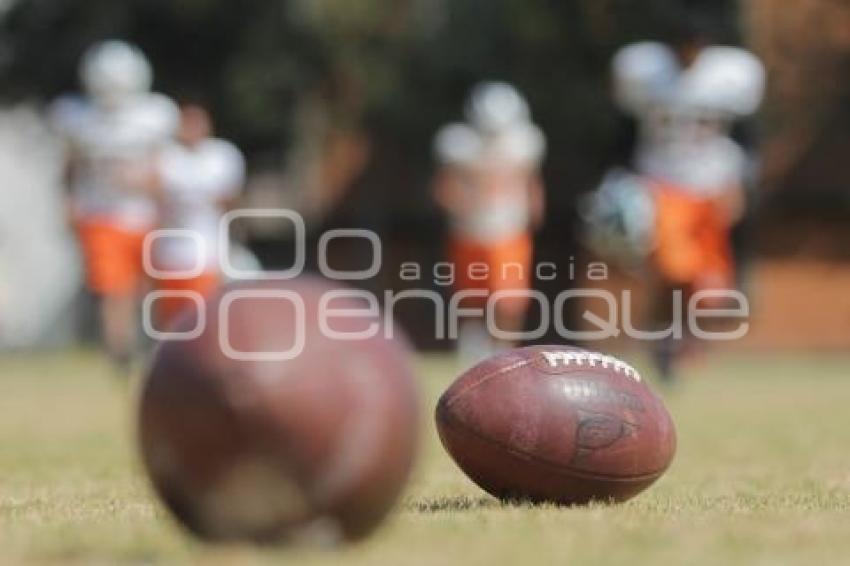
[650,280,685,384]
[493,297,528,350]
[99,292,137,373]
[457,319,495,368]
[75,220,151,376]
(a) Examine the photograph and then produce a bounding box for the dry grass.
[1,350,849,565]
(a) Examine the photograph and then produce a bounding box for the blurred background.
[1,0,849,352]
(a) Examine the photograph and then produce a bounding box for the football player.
[51,40,178,373]
[151,102,245,327]
[609,26,765,381]
[432,82,546,365]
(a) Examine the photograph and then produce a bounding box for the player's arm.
[432,165,464,215]
[61,147,79,189]
[112,147,164,197]
[216,144,247,211]
[137,93,182,204]
[528,171,546,230]
[716,140,752,226]
[215,174,245,211]
[716,182,746,226]
[146,149,171,211]
[51,116,84,225]
[48,96,83,223]
[59,144,84,226]
[432,123,477,217]
[215,187,241,212]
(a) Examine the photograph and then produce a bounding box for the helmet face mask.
[464,81,531,135]
[580,168,656,267]
[80,40,153,108]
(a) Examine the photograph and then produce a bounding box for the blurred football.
[139,277,419,544]
[436,345,675,504]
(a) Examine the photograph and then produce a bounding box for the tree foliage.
[0,0,740,200]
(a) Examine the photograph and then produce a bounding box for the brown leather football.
[436,345,675,504]
[138,278,419,543]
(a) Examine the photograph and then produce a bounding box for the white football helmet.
[579,168,656,267]
[612,42,680,115]
[464,81,531,134]
[80,40,153,107]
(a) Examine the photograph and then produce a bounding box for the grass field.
[1,350,849,565]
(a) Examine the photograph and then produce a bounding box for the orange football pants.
[75,220,150,297]
[650,183,734,293]
[449,232,533,315]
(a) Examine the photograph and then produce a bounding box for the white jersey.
[612,42,764,196]
[636,131,747,197]
[156,138,245,271]
[434,121,545,242]
[50,93,178,228]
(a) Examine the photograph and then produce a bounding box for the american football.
[436,346,676,504]
[5,2,850,564]
[138,278,420,543]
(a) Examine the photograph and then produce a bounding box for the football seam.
[438,413,670,482]
[444,353,646,411]
[442,359,532,407]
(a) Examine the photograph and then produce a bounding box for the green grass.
[1,350,849,565]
